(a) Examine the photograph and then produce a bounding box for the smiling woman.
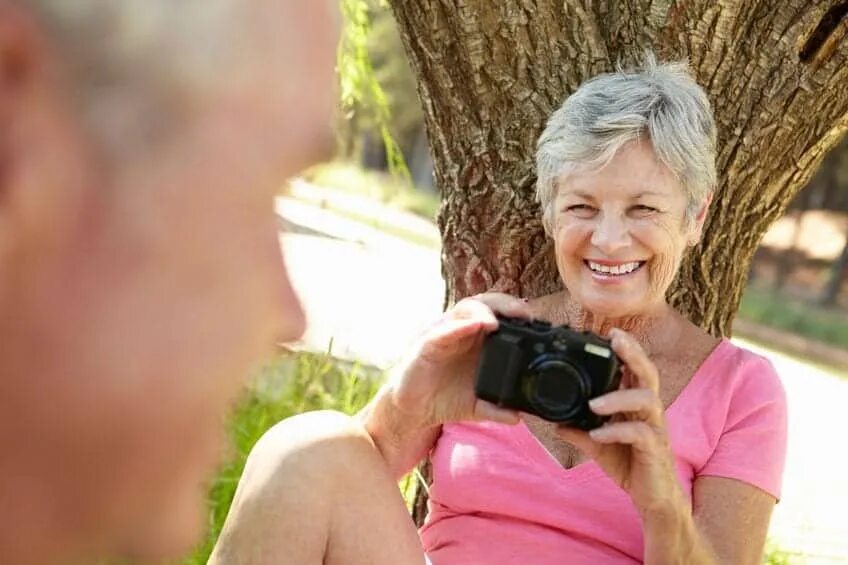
[416,57,785,565]
[533,58,716,324]
[551,139,706,319]
[210,55,786,565]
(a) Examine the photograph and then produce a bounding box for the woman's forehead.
[562,185,674,198]
[556,145,683,201]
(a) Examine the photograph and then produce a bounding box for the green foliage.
[763,540,798,564]
[366,4,425,149]
[337,0,411,183]
[739,286,848,350]
[182,351,383,564]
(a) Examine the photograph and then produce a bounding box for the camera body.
[475,316,621,430]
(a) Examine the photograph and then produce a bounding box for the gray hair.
[24,0,247,160]
[535,54,717,234]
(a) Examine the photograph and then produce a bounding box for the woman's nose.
[590,212,632,255]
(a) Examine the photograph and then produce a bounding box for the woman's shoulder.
[669,337,787,490]
[710,339,781,380]
[690,337,786,414]
[690,340,788,499]
[666,314,784,412]
[671,314,776,384]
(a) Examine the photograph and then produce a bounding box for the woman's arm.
[357,293,530,480]
[556,330,778,564]
[357,384,441,480]
[558,329,783,564]
[640,475,774,564]
[691,477,776,564]
[641,495,718,564]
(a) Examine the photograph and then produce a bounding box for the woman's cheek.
[555,219,590,248]
[647,255,678,297]
[551,223,583,280]
[640,218,687,297]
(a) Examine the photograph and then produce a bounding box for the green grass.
[763,540,802,564]
[182,350,384,564]
[738,286,848,350]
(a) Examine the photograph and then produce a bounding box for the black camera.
[475,316,621,430]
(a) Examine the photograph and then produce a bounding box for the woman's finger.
[460,292,532,321]
[609,328,660,394]
[448,297,500,329]
[418,318,488,361]
[588,388,663,425]
[587,421,658,450]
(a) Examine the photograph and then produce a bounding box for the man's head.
[0,0,337,562]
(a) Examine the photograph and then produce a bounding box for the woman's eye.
[631,205,658,216]
[566,204,596,216]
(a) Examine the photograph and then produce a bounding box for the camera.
[475,315,621,430]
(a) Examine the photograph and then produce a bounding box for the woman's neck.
[564,299,683,357]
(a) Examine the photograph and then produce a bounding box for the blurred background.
[186,1,848,563]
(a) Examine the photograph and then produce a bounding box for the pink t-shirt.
[420,339,787,564]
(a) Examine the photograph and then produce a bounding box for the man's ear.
[0,1,41,199]
[0,2,59,272]
[688,191,713,247]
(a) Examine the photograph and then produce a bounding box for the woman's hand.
[556,328,683,515]
[387,292,530,430]
[361,293,530,478]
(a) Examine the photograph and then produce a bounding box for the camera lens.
[523,355,588,421]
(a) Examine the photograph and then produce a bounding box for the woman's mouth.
[584,260,646,280]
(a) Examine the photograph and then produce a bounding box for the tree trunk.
[387,0,848,526]
[821,227,848,306]
[388,0,848,334]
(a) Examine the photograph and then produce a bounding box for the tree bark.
[388,0,848,336]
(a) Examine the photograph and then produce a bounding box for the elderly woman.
[211,58,786,565]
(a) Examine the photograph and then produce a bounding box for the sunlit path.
[739,340,848,564]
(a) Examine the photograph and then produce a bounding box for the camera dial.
[523,354,589,421]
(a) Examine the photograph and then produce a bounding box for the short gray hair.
[25,0,246,160]
[535,54,717,234]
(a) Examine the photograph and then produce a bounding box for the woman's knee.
[211,411,366,563]
[242,410,376,492]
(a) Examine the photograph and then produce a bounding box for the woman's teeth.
[586,261,644,275]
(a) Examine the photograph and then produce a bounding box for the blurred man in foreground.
[0,0,336,562]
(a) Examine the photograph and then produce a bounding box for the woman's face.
[551,139,706,319]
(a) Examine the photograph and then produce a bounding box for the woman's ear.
[687,192,713,247]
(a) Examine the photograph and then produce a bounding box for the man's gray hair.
[535,54,717,234]
[25,0,244,160]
